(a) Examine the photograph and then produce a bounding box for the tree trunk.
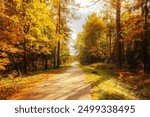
[53,46,56,68]
[11,54,22,76]
[121,41,125,66]
[143,0,149,73]
[44,54,48,70]
[109,25,112,62]
[57,41,60,68]
[116,0,122,68]
[24,38,27,74]
[56,1,61,68]
[23,23,30,74]
[32,53,37,71]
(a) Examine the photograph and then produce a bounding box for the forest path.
[10,62,91,100]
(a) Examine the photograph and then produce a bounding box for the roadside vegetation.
[75,0,150,100]
[0,66,69,100]
[83,63,150,100]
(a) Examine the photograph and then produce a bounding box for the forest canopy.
[0,0,75,75]
[0,0,150,100]
[0,0,150,76]
[75,0,150,73]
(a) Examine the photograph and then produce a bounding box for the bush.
[90,63,116,70]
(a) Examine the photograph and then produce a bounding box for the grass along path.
[0,66,70,100]
[82,64,138,100]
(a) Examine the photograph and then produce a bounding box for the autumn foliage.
[75,0,150,72]
[0,0,73,75]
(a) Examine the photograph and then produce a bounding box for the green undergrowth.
[0,66,70,100]
[82,63,137,100]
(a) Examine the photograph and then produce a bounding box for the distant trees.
[75,13,107,64]
[51,0,77,68]
[76,0,150,72]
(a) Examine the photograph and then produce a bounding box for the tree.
[115,0,123,68]
[51,0,77,68]
[75,13,107,64]
[0,0,57,74]
[142,0,150,73]
[0,0,23,74]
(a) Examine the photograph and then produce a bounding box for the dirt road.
[10,63,91,100]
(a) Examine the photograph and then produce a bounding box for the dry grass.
[118,72,150,99]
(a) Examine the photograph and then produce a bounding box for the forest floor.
[1,62,149,100]
[82,63,150,100]
[8,62,91,100]
[0,66,69,100]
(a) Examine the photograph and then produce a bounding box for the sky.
[69,0,102,55]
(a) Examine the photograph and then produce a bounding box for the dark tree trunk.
[24,38,27,74]
[143,0,150,73]
[32,53,37,71]
[53,46,56,68]
[44,54,48,70]
[11,54,22,76]
[109,25,112,62]
[23,23,30,74]
[122,41,125,66]
[116,0,122,68]
[56,2,61,68]
[57,41,60,68]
